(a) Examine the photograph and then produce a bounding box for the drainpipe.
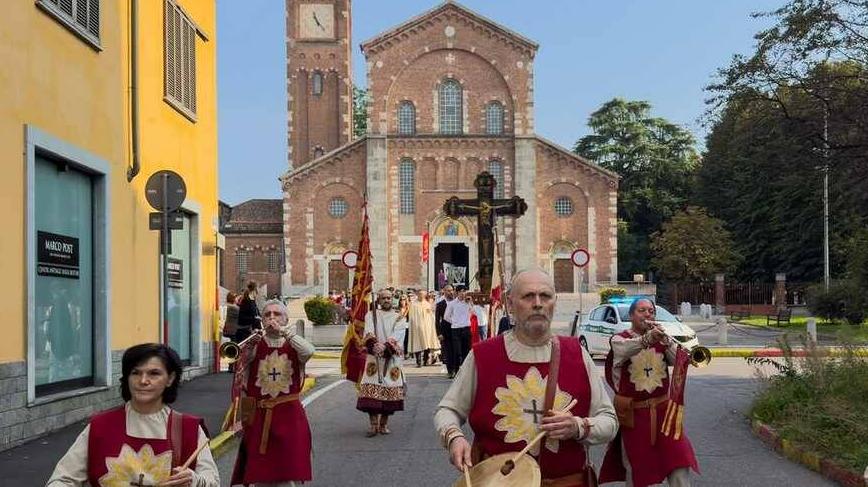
[126,0,141,181]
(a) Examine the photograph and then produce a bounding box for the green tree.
[573,98,700,280]
[650,207,739,282]
[353,86,368,138]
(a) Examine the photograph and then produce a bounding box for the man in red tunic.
[231,299,315,486]
[599,298,699,487]
[435,269,618,486]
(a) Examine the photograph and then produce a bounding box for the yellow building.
[0,0,219,450]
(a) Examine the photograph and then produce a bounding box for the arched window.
[399,159,416,214]
[235,249,249,275]
[488,159,505,199]
[312,71,323,96]
[554,196,574,217]
[397,101,416,135]
[328,197,348,218]
[486,102,504,135]
[439,79,462,135]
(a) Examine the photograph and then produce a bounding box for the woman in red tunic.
[47,343,218,486]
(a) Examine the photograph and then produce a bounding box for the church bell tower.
[286,0,353,169]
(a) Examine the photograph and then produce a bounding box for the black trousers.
[440,326,454,374]
[450,327,471,372]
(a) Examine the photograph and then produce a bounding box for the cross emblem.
[644,366,654,378]
[443,172,527,299]
[130,474,153,487]
[523,399,545,424]
[268,367,282,381]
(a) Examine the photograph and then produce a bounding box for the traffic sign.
[342,250,359,269]
[145,170,187,212]
[570,248,590,267]
[148,212,184,230]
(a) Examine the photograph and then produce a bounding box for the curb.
[312,351,341,359]
[751,418,866,487]
[210,376,317,458]
[710,347,868,358]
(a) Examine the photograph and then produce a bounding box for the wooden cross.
[523,399,545,424]
[130,474,152,487]
[268,367,282,381]
[443,171,527,299]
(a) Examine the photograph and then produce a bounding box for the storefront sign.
[167,258,184,288]
[37,231,80,279]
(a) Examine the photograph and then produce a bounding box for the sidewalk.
[0,372,234,486]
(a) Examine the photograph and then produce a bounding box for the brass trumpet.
[219,331,263,364]
[646,321,712,368]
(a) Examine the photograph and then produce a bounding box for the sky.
[217,0,783,205]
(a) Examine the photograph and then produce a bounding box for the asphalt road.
[216,358,833,486]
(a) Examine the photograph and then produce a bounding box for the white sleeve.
[444,301,454,323]
[189,427,220,487]
[289,334,316,364]
[46,425,90,486]
[577,347,618,445]
[610,333,644,367]
[434,351,477,444]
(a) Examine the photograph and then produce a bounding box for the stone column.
[715,273,725,315]
[514,137,537,271]
[366,136,389,287]
[774,273,787,312]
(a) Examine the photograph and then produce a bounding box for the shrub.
[807,281,867,325]
[599,287,627,303]
[304,296,336,326]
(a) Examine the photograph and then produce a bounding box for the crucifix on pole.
[443,171,527,300]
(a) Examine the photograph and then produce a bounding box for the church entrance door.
[553,258,574,293]
[434,243,469,289]
[328,259,349,293]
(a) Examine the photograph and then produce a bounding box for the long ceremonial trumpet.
[646,321,712,367]
[219,331,263,363]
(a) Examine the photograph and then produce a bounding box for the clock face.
[299,3,335,39]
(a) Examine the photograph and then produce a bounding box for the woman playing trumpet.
[600,298,700,487]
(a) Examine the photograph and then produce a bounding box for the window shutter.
[59,0,73,16]
[86,0,99,37]
[162,0,198,117]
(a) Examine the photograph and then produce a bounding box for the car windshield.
[616,304,678,322]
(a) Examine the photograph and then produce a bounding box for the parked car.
[570,301,700,356]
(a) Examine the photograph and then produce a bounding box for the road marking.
[302,376,346,407]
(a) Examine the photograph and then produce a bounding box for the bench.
[729,310,750,321]
[766,309,792,326]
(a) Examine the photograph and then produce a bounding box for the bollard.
[716,317,728,345]
[295,319,306,338]
[806,318,817,344]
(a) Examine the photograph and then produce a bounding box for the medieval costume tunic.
[47,403,218,486]
[435,332,618,485]
[356,308,407,414]
[599,330,699,487]
[407,299,440,359]
[231,332,315,486]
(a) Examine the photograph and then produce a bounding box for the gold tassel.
[674,406,684,440]
[660,400,675,436]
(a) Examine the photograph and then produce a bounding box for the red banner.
[421,232,429,262]
[661,347,691,440]
[340,202,373,383]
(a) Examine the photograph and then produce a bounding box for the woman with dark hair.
[237,281,262,343]
[47,343,219,486]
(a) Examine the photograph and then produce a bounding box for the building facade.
[282,1,618,294]
[220,200,285,296]
[0,0,219,450]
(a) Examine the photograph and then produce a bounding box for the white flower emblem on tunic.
[98,444,172,486]
[629,347,667,393]
[256,349,293,398]
[492,367,573,455]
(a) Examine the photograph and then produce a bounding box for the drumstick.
[463,463,473,487]
[180,439,210,470]
[500,398,579,475]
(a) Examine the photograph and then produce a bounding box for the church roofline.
[360,1,539,55]
[282,136,368,182]
[532,135,621,181]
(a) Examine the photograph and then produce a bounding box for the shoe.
[366,424,379,437]
[379,425,391,434]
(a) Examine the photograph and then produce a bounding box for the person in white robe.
[356,289,407,436]
[408,290,440,367]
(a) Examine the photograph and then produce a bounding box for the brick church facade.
[281,0,618,294]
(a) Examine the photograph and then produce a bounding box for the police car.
[570,298,700,357]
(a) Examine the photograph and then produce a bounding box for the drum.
[452,452,541,487]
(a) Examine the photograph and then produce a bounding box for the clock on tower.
[299,3,335,39]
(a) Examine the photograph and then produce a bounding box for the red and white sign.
[421,232,430,262]
[341,250,359,269]
[570,248,590,268]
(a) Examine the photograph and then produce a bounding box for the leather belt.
[541,471,585,487]
[629,395,669,446]
[257,393,300,454]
